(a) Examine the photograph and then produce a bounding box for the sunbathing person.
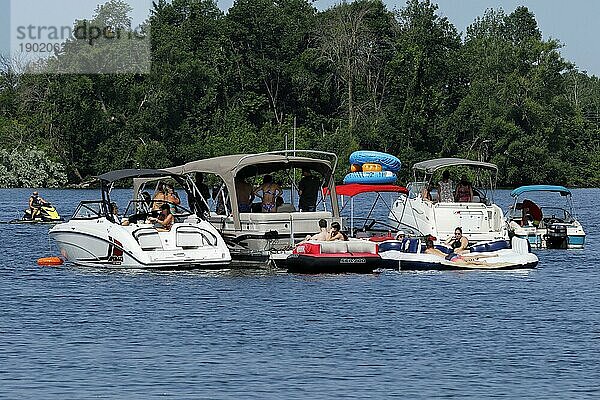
[445,227,470,253]
[424,240,496,265]
[300,219,329,243]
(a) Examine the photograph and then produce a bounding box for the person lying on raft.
[424,240,496,265]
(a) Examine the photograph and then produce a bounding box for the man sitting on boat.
[148,204,174,232]
[302,219,329,242]
[327,222,348,241]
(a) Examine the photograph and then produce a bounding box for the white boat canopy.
[413,158,498,174]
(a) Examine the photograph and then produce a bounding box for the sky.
[1,0,598,76]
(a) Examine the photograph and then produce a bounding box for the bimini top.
[510,185,572,197]
[413,158,498,173]
[335,184,408,197]
[98,169,175,184]
[167,152,335,179]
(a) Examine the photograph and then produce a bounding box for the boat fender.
[37,257,64,266]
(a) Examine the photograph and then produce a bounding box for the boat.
[49,169,231,269]
[286,240,381,274]
[379,237,538,271]
[388,158,508,244]
[134,151,343,267]
[506,185,585,249]
[10,202,63,224]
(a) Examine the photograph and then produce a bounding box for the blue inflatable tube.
[349,151,401,172]
[343,171,397,185]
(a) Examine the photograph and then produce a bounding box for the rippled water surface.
[1,188,599,399]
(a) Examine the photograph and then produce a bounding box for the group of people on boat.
[204,169,323,215]
[422,170,475,203]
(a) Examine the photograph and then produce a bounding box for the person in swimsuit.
[148,204,174,232]
[253,175,282,213]
[236,177,255,213]
[437,170,454,203]
[425,240,493,265]
[327,221,348,241]
[455,175,473,202]
[152,182,169,211]
[444,227,469,253]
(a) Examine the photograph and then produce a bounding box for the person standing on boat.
[152,182,168,211]
[445,227,469,253]
[437,170,454,203]
[236,177,255,213]
[298,169,321,212]
[253,175,282,213]
[28,191,47,220]
[455,175,473,203]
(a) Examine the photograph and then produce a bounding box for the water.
[1,188,599,399]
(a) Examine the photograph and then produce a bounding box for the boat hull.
[49,218,231,270]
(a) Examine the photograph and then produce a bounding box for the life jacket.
[30,195,42,208]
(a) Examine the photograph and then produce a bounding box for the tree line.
[1,0,599,187]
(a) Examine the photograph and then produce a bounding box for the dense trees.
[1,0,599,187]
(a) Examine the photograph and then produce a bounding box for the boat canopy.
[336,184,408,197]
[510,185,572,197]
[98,169,175,183]
[167,153,334,179]
[134,151,340,230]
[413,158,498,173]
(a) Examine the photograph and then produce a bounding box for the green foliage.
[1,0,600,187]
[0,147,67,187]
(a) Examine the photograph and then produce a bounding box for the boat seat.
[405,238,421,253]
[347,240,378,254]
[318,241,349,254]
[134,229,163,251]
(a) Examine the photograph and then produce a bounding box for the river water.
[1,188,598,399]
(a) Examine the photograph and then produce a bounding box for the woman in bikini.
[253,175,282,213]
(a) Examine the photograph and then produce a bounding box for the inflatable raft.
[343,171,397,185]
[287,240,381,274]
[379,237,538,271]
[349,151,401,172]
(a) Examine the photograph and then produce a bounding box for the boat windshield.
[71,200,111,220]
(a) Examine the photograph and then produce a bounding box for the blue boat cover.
[510,185,571,197]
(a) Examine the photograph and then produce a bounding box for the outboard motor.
[545,224,568,249]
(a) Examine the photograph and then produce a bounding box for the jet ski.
[10,202,63,224]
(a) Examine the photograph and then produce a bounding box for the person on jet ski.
[28,191,47,220]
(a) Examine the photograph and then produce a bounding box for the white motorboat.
[134,151,343,267]
[506,185,585,249]
[49,169,231,269]
[388,158,508,244]
[379,237,538,271]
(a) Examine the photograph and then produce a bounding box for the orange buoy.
[37,257,64,266]
[350,164,362,172]
[362,163,383,172]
